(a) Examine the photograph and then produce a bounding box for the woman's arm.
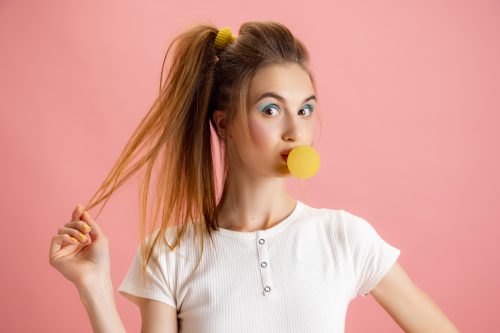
[77,274,127,333]
[370,262,460,333]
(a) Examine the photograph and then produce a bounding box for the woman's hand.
[49,204,110,288]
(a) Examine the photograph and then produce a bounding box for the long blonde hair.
[83,20,322,282]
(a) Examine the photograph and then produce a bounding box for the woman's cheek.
[248,118,272,148]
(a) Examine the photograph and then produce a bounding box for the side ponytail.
[84,23,223,279]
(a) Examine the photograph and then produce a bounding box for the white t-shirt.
[118,200,401,332]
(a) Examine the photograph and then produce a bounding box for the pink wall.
[1,0,498,332]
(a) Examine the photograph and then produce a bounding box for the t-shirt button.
[260,261,267,268]
[258,238,265,245]
[264,286,271,292]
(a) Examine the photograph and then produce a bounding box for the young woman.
[49,21,459,332]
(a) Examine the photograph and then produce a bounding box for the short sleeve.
[118,237,177,309]
[342,210,401,298]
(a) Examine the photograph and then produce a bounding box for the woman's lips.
[281,154,288,162]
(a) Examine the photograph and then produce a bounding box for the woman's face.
[226,63,317,177]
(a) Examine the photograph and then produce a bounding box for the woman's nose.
[282,119,303,142]
[283,126,302,141]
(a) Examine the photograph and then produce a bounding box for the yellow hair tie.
[214,27,237,51]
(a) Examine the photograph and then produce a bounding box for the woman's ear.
[213,110,228,139]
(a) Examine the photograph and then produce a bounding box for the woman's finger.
[49,234,79,257]
[64,220,92,235]
[71,204,84,222]
[57,226,91,244]
[81,210,105,241]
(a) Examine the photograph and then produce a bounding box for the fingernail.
[79,233,87,241]
[82,223,91,232]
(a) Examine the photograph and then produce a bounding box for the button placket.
[256,231,274,296]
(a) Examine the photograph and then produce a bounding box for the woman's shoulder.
[303,203,370,226]
[299,200,345,223]
[300,203,378,239]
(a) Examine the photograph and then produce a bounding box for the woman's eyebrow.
[256,92,316,105]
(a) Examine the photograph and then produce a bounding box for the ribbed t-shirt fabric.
[118,200,401,332]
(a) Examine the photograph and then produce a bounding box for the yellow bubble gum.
[287,145,320,180]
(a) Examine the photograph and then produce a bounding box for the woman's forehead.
[248,64,315,106]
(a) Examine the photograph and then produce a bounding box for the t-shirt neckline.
[213,200,305,239]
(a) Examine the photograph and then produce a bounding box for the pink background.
[1,0,498,332]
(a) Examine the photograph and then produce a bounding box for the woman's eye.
[299,104,315,117]
[260,104,280,116]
